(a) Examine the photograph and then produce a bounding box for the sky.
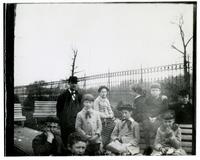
[14,3,194,86]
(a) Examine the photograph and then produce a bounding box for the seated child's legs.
[86,143,102,155]
[173,148,187,156]
[143,120,155,146]
[151,150,162,156]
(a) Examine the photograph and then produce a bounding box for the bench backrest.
[33,101,57,118]
[14,103,24,118]
[179,124,193,154]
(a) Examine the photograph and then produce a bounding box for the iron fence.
[14,63,193,106]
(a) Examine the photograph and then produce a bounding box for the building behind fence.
[15,63,193,107]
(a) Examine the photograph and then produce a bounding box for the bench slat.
[33,101,57,119]
[33,113,56,116]
[181,129,192,134]
[14,104,26,123]
[179,124,192,129]
[182,135,192,141]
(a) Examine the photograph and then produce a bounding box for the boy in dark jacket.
[169,90,193,124]
[32,118,64,156]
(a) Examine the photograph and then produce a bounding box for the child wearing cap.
[106,104,140,155]
[151,111,186,155]
[142,83,169,154]
[75,94,102,155]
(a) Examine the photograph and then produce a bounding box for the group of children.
[32,83,191,156]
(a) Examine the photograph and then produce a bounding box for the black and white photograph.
[4,0,197,157]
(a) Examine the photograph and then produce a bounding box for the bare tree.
[71,48,78,76]
[171,15,193,89]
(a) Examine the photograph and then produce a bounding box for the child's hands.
[46,131,54,143]
[149,117,157,123]
[89,135,98,142]
[160,147,167,154]
[165,127,174,138]
[161,95,168,101]
[85,135,92,140]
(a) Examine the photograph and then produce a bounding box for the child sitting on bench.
[106,104,140,155]
[151,111,187,156]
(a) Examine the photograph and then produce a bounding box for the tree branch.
[171,45,184,54]
[179,25,186,48]
[185,36,193,47]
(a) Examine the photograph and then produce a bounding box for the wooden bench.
[139,124,193,155]
[14,103,26,127]
[33,101,57,124]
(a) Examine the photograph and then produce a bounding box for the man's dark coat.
[56,90,82,146]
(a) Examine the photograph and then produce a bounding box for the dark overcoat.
[56,90,82,146]
[169,102,193,124]
[32,132,64,156]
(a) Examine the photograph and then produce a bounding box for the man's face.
[163,119,174,128]
[69,82,78,90]
[70,141,87,155]
[99,88,108,98]
[178,95,189,104]
[83,100,93,110]
[121,110,132,120]
[150,88,161,98]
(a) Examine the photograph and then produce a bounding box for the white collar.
[128,117,134,122]
[98,96,107,101]
[83,107,94,113]
[135,95,141,99]
[68,89,76,93]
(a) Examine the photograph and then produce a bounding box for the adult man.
[56,76,82,148]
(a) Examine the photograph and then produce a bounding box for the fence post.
[108,70,111,100]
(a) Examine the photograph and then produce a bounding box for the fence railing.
[14,63,193,105]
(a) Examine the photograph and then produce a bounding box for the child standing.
[94,86,115,147]
[107,104,140,155]
[151,111,186,155]
[130,84,146,123]
[75,94,102,155]
[142,83,168,154]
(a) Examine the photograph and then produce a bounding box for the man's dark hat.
[98,85,109,92]
[67,76,79,84]
[118,104,133,111]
